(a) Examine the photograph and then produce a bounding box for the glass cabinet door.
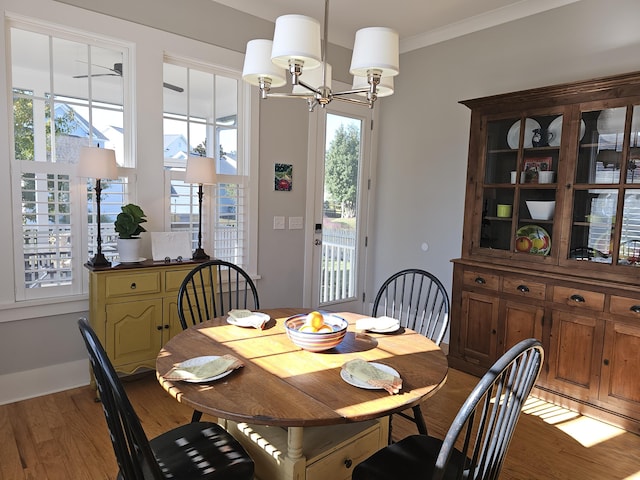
[480,114,560,257]
[569,105,640,267]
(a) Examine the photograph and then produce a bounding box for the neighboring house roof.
[54,103,108,143]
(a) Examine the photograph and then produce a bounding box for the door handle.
[314,239,322,246]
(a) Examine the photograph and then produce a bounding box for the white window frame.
[7,18,133,302]
[162,56,258,275]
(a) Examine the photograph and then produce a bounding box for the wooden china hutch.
[450,71,640,434]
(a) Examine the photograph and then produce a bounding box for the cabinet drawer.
[306,428,379,480]
[502,277,546,300]
[552,286,604,312]
[165,268,196,293]
[609,295,640,319]
[105,272,161,298]
[463,270,500,291]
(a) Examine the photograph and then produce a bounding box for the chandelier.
[241,0,399,111]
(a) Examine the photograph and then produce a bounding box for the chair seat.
[352,435,467,480]
[116,422,254,480]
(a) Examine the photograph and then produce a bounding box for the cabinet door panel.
[599,321,640,416]
[548,310,602,398]
[460,291,498,367]
[500,301,544,354]
[106,299,163,369]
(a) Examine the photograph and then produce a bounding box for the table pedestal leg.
[282,426,305,479]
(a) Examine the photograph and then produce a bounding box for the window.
[9,23,129,300]
[163,59,249,267]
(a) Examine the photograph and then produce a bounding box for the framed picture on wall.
[275,163,293,191]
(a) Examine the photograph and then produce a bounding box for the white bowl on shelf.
[526,201,555,220]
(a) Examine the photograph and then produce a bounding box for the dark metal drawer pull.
[130,282,137,290]
[517,285,530,293]
[570,294,585,303]
[474,277,486,285]
[630,305,640,313]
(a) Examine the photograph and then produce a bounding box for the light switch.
[273,216,285,230]
[289,216,303,230]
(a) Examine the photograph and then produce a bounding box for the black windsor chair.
[352,338,544,480]
[177,259,259,421]
[372,268,450,440]
[77,318,254,480]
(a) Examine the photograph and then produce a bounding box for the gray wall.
[368,0,640,298]
[3,0,640,399]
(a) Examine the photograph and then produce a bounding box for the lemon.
[307,311,325,330]
[299,324,317,333]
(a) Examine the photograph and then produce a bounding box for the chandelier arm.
[263,92,317,99]
[332,88,372,97]
[332,95,374,108]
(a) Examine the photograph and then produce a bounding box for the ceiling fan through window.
[73,62,184,92]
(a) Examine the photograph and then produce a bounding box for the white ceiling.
[213,0,582,53]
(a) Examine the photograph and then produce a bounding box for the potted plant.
[114,203,147,263]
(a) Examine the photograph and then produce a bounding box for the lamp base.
[87,253,111,268]
[192,248,210,260]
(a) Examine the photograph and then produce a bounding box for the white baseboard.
[0,359,90,405]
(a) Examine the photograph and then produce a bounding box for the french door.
[304,98,374,313]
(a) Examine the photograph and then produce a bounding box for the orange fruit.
[307,311,325,330]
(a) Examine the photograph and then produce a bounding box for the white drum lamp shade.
[352,74,394,97]
[242,39,286,87]
[349,27,400,77]
[77,147,118,179]
[185,156,217,185]
[271,14,322,70]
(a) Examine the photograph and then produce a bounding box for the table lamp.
[78,146,118,267]
[184,155,217,260]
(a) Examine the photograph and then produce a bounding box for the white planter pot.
[117,238,141,263]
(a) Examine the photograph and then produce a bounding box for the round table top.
[156,308,449,427]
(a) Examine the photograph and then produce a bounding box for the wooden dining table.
[156,308,448,480]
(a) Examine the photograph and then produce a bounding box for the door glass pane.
[619,190,640,266]
[481,187,514,251]
[625,105,640,184]
[320,113,360,304]
[577,108,626,184]
[485,118,519,184]
[569,189,616,262]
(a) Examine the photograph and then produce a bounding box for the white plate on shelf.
[507,118,541,149]
[340,362,399,390]
[547,115,586,146]
[226,312,270,328]
[176,356,235,383]
[119,257,146,264]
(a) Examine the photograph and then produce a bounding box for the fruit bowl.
[526,200,555,220]
[284,313,348,352]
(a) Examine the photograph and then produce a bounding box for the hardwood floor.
[1,368,639,479]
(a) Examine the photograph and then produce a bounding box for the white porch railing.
[321,228,356,303]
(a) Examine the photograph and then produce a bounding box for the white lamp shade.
[349,27,399,77]
[271,14,322,70]
[185,156,217,185]
[352,74,394,97]
[243,39,287,87]
[77,147,118,179]
[293,63,332,94]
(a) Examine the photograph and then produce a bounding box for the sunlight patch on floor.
[522,396,625,448]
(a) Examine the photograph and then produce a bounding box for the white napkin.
[355,315,400,332]
[164,354,243,381]
[227,309,267,329]
[343,359,402,395]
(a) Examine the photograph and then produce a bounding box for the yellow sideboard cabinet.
[86,260,202,374]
